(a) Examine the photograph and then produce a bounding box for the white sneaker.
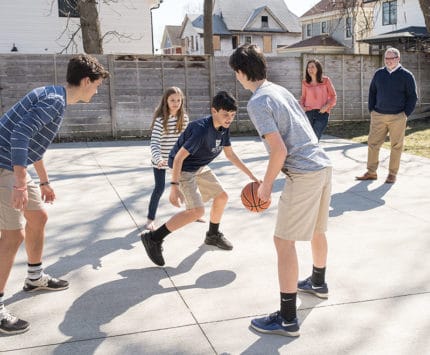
[0,304,30,335]
[23,273,69,292]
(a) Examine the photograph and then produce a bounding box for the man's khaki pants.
[367,111,407,176]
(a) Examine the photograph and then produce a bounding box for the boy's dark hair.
[229,44,267,81]
[211,91,237,112]
[66,54,109,86]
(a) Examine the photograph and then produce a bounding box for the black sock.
[280,292,297,321]
[208,222,219,235]
[150,224,171,242]
[311,265,326,286]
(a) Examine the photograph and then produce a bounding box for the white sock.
[27,263,43,280]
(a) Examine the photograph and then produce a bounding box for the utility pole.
[203,0,213,54]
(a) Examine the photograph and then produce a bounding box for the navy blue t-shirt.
[168,115,231,172]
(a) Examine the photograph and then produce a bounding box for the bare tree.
[78,0,103,54]
[54,0,142,54]
[419,0,430,32]
[204,0,214,55]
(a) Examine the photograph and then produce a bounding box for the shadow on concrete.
[330,180,393,217]
[53,245,236,354]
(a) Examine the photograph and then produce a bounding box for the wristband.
[39,181,50,186]
[170,181,180,185]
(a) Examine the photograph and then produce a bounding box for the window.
[261,16,268,28]
[382,1,397,25]
[213,35,221,50]
[232,35,239,49]
[195,36,199,51]
[263,35,272,53]
[321,21,327,34]
[345,17,352,38]
[306,24,312,37]
[58,0,79,18]
[245,36,252,44]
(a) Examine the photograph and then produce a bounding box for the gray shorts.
[179,166,225,209]
[275,167,332,241]
[0,168,43,230]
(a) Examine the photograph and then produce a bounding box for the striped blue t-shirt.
[0,86,66,170]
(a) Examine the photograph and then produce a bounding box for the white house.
[360,0,429,53]
[160,25,183,54]
[0,0,162,54]
[171,0,301,57]
[280,0,374,55]
[369,0,425,35]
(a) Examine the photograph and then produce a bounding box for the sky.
[152,0,319,53]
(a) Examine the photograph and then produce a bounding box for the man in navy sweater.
[0,55,108,335]
[356,47,417,184]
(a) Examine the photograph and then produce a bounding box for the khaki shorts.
[0,168,43,230]
[275,167,332,241]
[179,166,225,209]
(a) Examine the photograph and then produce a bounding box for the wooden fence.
[0,52,428,139]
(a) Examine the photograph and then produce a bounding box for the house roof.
[286,34,345,49]
[164,25,182,46]
[242,5,287,32]
[214,0,300,33]
[360,26,430,43]
[301,0,348,17]
[191,14,231,35]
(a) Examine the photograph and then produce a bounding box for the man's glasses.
[384,56,398,60]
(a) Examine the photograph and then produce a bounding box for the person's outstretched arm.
[169,147,189,207]
[223,146,259,182]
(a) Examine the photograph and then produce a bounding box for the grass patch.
[326,118,430,159]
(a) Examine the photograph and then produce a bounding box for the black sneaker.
[140,232,165,266]
[23,273,69,292]
[0,305,30,335]
[204,231,233,250]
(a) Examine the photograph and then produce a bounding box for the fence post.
[184,56,189,114]
[107,55,117,138]
[160,55,165,92]
[417,52,422,109]
[208,55,215,101]
[342,55,345,121]
[360,55,364,120]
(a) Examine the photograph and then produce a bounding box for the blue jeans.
[305,110,329,141]
[147,167,166,220]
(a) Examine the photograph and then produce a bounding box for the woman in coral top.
[300,59,337,140]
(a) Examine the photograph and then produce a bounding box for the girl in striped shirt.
[144,87,189,231]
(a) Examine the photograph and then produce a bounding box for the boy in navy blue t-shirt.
[140,91,258,266]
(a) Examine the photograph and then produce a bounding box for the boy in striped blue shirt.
[0,54,109,335]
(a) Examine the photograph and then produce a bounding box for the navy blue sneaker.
[250,311,300,337]
[297,276,329,298]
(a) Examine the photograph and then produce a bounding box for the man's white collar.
[386,64,401,73]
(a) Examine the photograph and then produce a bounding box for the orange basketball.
[241,182,271,213]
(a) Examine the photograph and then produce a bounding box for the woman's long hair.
[150,86,186,133]
[305,59,323,84]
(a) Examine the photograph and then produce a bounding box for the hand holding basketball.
[241,181,271,212]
